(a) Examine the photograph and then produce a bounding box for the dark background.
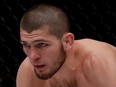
[0,0,116,87]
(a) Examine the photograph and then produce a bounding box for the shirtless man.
[16,4,116,87]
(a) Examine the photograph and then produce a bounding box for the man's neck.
[47,44,79,87]
[51,44,77,79]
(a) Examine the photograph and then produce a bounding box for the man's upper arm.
[83,51,116,87]
[16,58,33,87]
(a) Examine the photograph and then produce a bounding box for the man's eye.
[22,43,30,47]
[37,43,48,47]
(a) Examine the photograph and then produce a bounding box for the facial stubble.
[34,45,66,80]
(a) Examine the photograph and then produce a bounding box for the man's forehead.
[20,31,58,44]
[20,39,50,45]
[20,25,50,34]
[20,28,51,38]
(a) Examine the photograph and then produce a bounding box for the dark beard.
[34,46,66,80]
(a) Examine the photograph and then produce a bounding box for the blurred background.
[0,0,116,87]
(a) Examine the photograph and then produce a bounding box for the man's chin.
[34,69,53,80]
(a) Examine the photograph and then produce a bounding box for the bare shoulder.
[75,38,116,63]
[77,39,116,87]
[16,57,34,87]
[75,38,116,55]
[16,57,46,87]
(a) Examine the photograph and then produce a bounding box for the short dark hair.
[20,4,70,39]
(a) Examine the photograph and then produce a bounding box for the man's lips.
[34,64,46,69]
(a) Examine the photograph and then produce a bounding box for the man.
[16,3,116,87]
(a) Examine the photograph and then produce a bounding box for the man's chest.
[48,76,78,87]
[46,72,96,87]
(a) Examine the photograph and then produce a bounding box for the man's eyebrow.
[32,39,49,43]
[20,39,49,44]
[20,40,26,43]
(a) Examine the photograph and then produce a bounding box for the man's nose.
[28,48,41,61]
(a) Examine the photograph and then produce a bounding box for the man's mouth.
[34,64,46,69]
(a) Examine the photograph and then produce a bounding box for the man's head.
[20,4,70,39]
[20,4,74,80]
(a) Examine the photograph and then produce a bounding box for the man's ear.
[62,33,74,51]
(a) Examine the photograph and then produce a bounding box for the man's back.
[16,39,116,87]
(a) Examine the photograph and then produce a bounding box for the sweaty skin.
[16,29,116,87]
